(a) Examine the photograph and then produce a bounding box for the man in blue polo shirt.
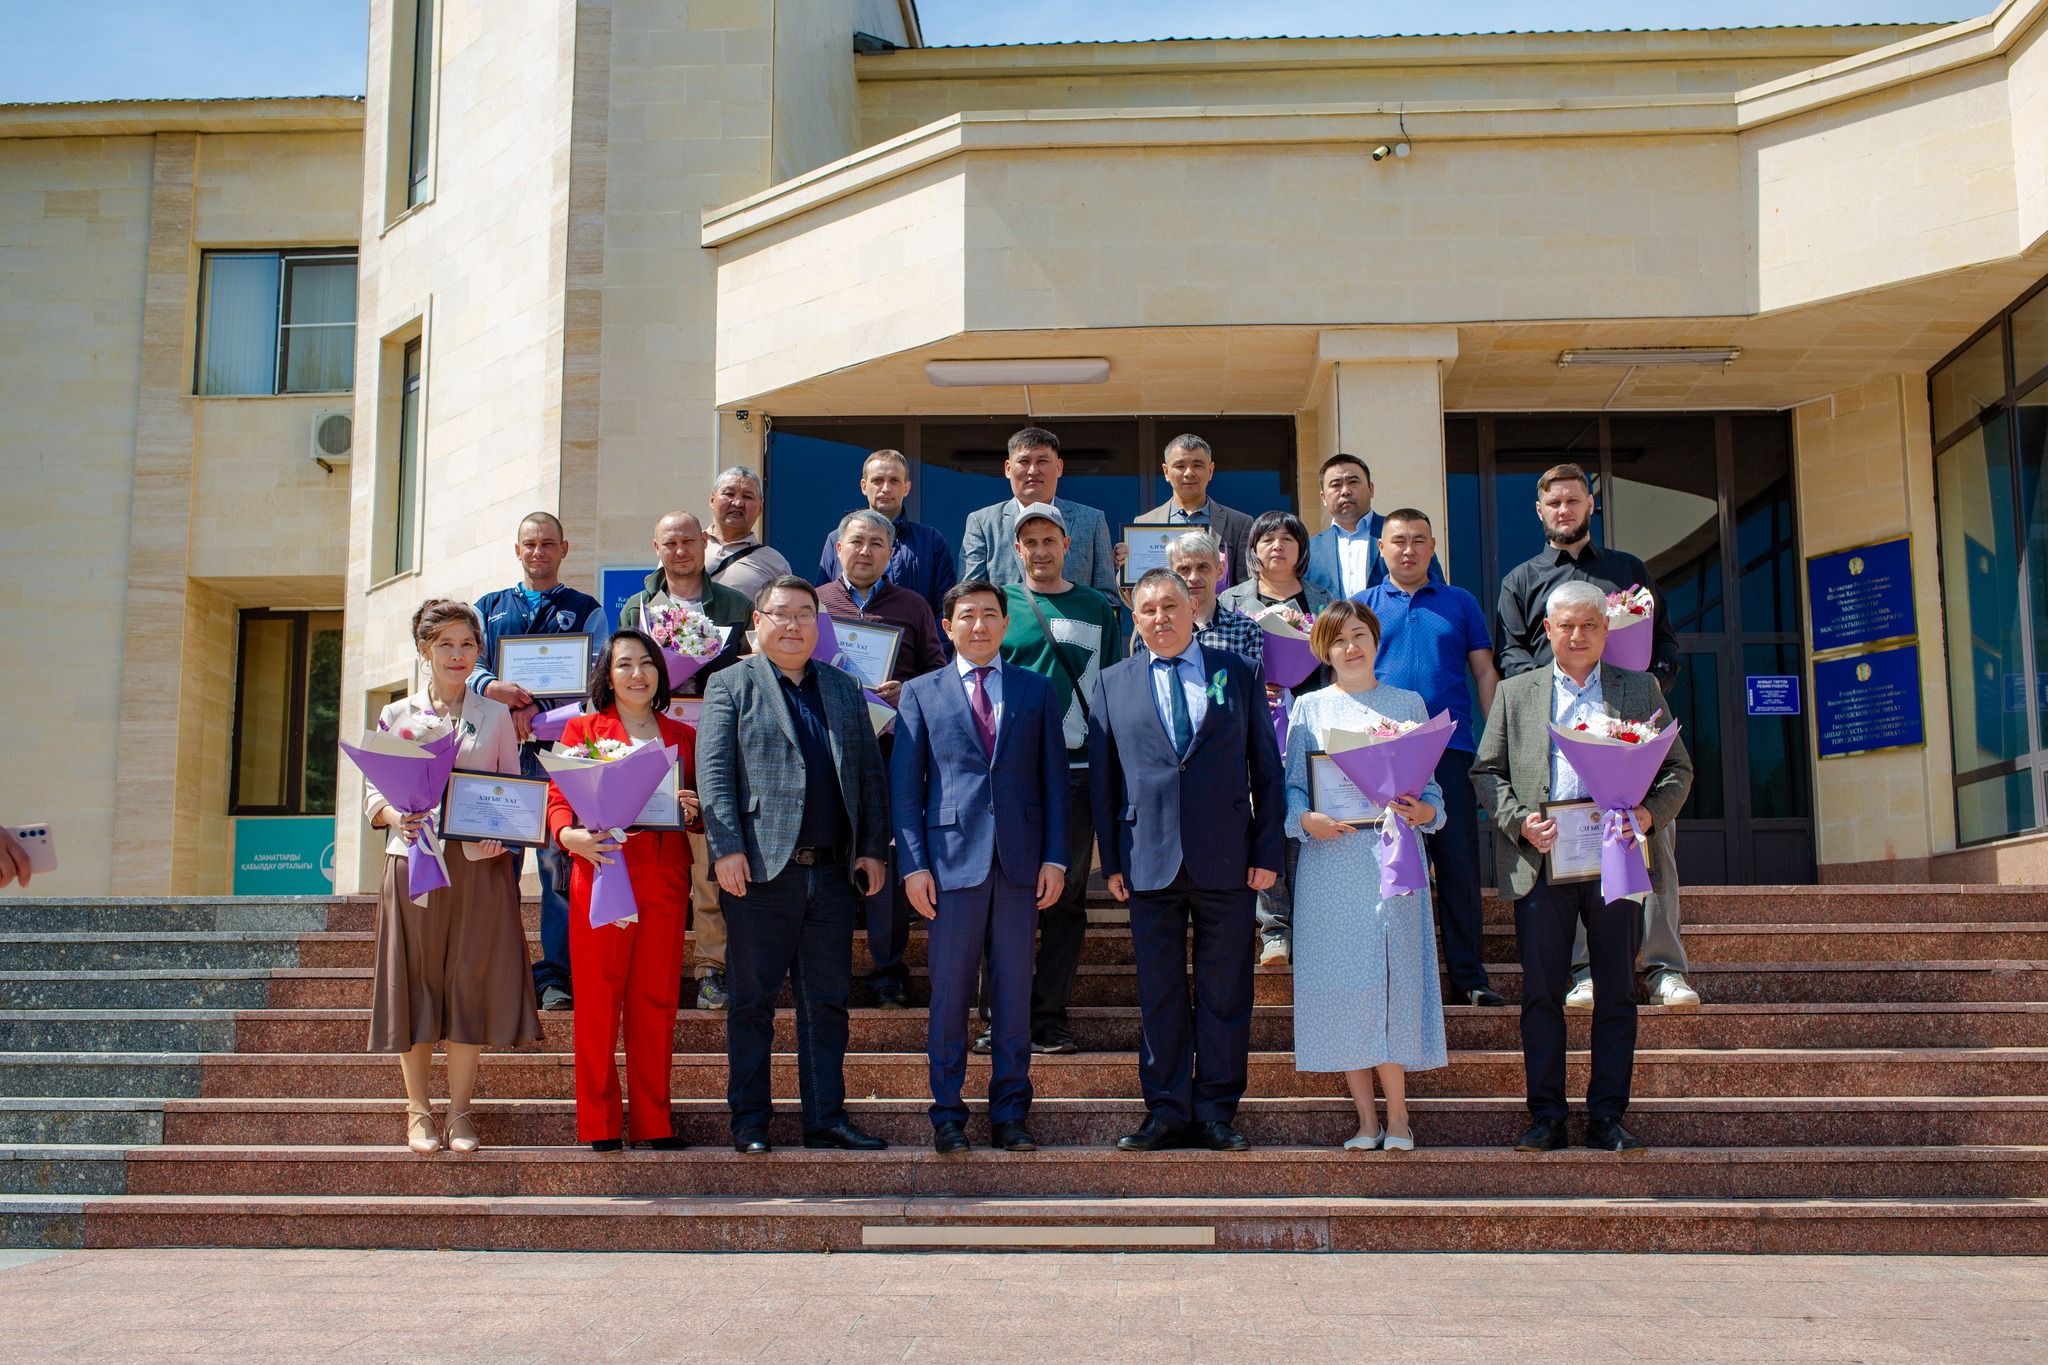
[1360,507,1505,1007]
[813,448,957,624]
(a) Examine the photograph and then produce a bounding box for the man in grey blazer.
[698,575,891,1154]
[958,426,1119,598]
[1130,433,1256,590]
[1471,580,1692,1157]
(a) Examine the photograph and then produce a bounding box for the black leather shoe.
[804,1120,887,1151]
[1514,1119,1569,1153]
[1199,1121,1250,1152]
[588,1138,622,1153]
[1466,986,1509,1008]
[991,1120,1037,1152]
[1116,1116,1191,1152]
[873,980,910,1009]
[932,1121,970,1154]
[1585,1118,1649,1155]
[732,1131,771,1154]
[643,1135,690,1151]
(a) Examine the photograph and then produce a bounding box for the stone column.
[1300,327,1458,558]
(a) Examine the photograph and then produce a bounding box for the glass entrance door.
[1449,412,1815,885]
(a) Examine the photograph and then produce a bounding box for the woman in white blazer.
[363,599,540,1155]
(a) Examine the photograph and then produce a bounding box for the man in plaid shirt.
[1137,530,1264,668]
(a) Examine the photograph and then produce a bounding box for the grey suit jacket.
[1469,663,1693,900]
[696,654,889,884]
[958,495,1119,599]
[1134,498,1256,588]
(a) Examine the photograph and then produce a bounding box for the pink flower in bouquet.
[1605,585,1654,621]
[644,603,724,688]
[1570,714,1662,746]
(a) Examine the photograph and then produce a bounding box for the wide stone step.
[253,961,2048,1012]
[129,1095,2048,1150]
[10,1143,2045,1202]
[13,1190,2046,1254]
[9,1047,2044,1100]
[104,1001,2048,1055]
[0,971,279,1012]
[0,900,342,935]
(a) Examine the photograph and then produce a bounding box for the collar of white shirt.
[955,654,999,680]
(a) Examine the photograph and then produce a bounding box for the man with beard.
[1493,462,1700,1010]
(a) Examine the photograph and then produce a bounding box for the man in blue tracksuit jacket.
[469,512,609,1010]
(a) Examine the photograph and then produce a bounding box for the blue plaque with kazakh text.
[1806,538,1916,654]
[1813,644,1925,758]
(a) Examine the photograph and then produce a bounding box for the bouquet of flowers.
[342,715,466,905]
[1550,710,1682,903]
[645,602,726,688]
[1603,584,1656,672]
[1323,710,1457,899]
[1255,603,1320,750]
[529,701,584,743]
[538,738,677,928]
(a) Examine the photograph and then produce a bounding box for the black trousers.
[1028,769,1095,1035]
[1428,748,1490,993]
[723,860,857,1138]
[1127,869,1256,1126]
[1516,869,1642,1123]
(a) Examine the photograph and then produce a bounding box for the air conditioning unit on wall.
[310,409,354,472]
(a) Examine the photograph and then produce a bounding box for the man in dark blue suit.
[1088,570,1286,1153]
[893,580,1070,1154]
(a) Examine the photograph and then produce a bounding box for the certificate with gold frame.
[439,771,550,849]
[1540,799,1603,885]
[628,749,683,833]
[1122,525,1183,584]
[1307,752,1376,828]
[495,633,591,699]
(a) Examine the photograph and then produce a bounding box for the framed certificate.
[628,750,683,832]
[825,616,905,689]
[439,771,550,848]
[1122,525,1183,584]
[1540,799,1603,884]
[496,634,591,699]
[1307,753,1377,827]
[666,697,703,726]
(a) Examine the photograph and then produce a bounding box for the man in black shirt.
[1492,463,1700,1010]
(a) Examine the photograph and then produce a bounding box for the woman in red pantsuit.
[546,628,699,1152]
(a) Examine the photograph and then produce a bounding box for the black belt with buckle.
[789,845,845,866]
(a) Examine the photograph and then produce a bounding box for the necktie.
[970,667,996,757]
[1157,658,1193,757]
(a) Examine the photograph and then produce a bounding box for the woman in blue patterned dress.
[1284,600,1448,1151]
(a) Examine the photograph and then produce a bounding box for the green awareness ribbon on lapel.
[1206,669,1228,707]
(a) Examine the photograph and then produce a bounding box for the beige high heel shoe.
[444,1109,481,1154]
[406,1103,442,1155]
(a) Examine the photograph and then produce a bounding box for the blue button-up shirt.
[775,664,852,850]
[1149,644,1210,746]
[1549,664,1605,803]
[1360,579,1493,753]
[815,515,957,622]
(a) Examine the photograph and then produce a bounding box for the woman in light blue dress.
[1285,600,1448,1151]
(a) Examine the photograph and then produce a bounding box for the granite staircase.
[3,887,2047,1253]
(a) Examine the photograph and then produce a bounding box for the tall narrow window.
[231,610,344,816]
[392,337,423,578]
[197,250,356,396]
[407,0,436,208]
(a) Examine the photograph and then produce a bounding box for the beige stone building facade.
[3,0,2046,896]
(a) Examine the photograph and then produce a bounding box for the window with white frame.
[195,249,358,396]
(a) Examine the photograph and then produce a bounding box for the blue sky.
[0,0,1976,103]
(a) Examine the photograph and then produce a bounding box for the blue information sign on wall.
[1806,537,1916,654]
[231,817,336,896]
[601,566,654,629]
[1813,645,1925,758]
[1745,675,1801,716]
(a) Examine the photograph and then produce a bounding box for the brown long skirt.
[368,848,541,1052]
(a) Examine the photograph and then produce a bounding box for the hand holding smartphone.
[2,825,56,888]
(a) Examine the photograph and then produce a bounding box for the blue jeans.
[520,744,572,995]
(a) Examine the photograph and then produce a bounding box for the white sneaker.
[1650,974,1702,1008]
[1259,938,1290,967]
[1564,978,1595,1011]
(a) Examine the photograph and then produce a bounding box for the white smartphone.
[5,825,57,875]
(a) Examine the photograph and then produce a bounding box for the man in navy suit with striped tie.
[1088,569,1286,1153]
[892,579,1070,1154]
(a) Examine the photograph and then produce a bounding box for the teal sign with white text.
[232,817,336,895]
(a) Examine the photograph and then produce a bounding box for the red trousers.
[567,842,690,1143]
